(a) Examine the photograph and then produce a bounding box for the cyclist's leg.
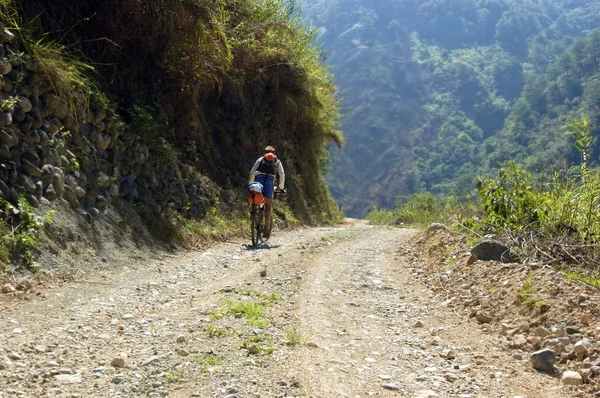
[261,176,275,229]
[264,198,273,236]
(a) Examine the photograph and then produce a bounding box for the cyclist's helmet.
[264,146,276,161]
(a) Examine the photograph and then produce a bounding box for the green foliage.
[473,160,542,232]
[194,354,224,373]
[205,324,226,338]
[562,269,600,288]
[301,0,600,217]
[285,328,307,346]
[0,0,109,116]
[0,197,52,268]
[563,114,593,170]
[225,300,266,320]
[367,192,474,227]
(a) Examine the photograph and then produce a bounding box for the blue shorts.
[255,174,274,199]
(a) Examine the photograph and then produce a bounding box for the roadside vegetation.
[0,198,53,271]
[371,115,600,280]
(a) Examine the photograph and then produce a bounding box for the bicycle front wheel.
[251,205,260,247]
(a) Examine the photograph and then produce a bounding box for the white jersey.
[248,156,285,190]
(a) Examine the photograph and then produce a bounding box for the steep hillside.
[301,0,600,217]
[0,0,343,272]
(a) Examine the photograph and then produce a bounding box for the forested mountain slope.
[301,0,600,217]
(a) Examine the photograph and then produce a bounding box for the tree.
[493,55,524,101]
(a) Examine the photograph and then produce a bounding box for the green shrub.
[0,197,52,268]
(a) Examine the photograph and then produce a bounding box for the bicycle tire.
[262,216,273,243]
[251,205,260,247]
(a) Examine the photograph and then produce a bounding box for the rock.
[110,353,128,368]
[141,356,160,366]
[414,320,424,327]
[1,283,16,294]
[0,142,10,159]
[89,207,100,218]
[176,335,186,343]
[467,253,477,265]
[52,172,64,196]
[574,340,593,359]
[3,28,15,43]
[414,391,438,398]
[441,349,456,360]
[63,186,78,208]
[470,240,512,262]
[0,128,14,147]
[561,370,583,386]
[532,326,551,338]
[580,368,593,382]
[54,374,82,384]
[530,349,556,372]
[26,194,39,208]
[543,338,568,353]
[96,195,107,209]
[112,376,125,384]
[381,383,402,391]
[21,159,41,177]
[581,314,590,326]
[565,326,580,335]
[7,352,21,360]
[18,96,32,113]
[476,311,493,324]
[0,59,11,75]
[43,183,57,200]
[427,223,447,232]
[74,186,86,198]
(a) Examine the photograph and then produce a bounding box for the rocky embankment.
[409,224,600,397]
[0,24,213,223]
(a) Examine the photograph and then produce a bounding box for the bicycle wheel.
[262,216,273,243]
[250,205,260,247]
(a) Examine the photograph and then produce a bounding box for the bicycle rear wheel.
[262,217,274,243]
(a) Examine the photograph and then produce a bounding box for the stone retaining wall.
[0,26,210,222]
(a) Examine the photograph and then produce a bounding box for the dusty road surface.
[1,221,572,397]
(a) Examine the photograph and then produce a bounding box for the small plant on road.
[166,371,184,383]
[225,299,265,319]
[194,355,224,373]
[285,328,307,346]
[205,323,226,338]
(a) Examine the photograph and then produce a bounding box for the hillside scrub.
[300,0,600,217]
[375,155,600,275]
[14,0,343,224]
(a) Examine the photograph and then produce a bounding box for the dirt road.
[0,221,571,397]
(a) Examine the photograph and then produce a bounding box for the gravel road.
[0,220,572,397]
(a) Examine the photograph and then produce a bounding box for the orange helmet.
[264,152,276,161]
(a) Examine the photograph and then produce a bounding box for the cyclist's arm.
[248,158,262,184]
[277,161,285,190]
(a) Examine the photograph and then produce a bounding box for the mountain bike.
[250,188,285,247]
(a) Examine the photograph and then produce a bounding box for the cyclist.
[248,145,285,237]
